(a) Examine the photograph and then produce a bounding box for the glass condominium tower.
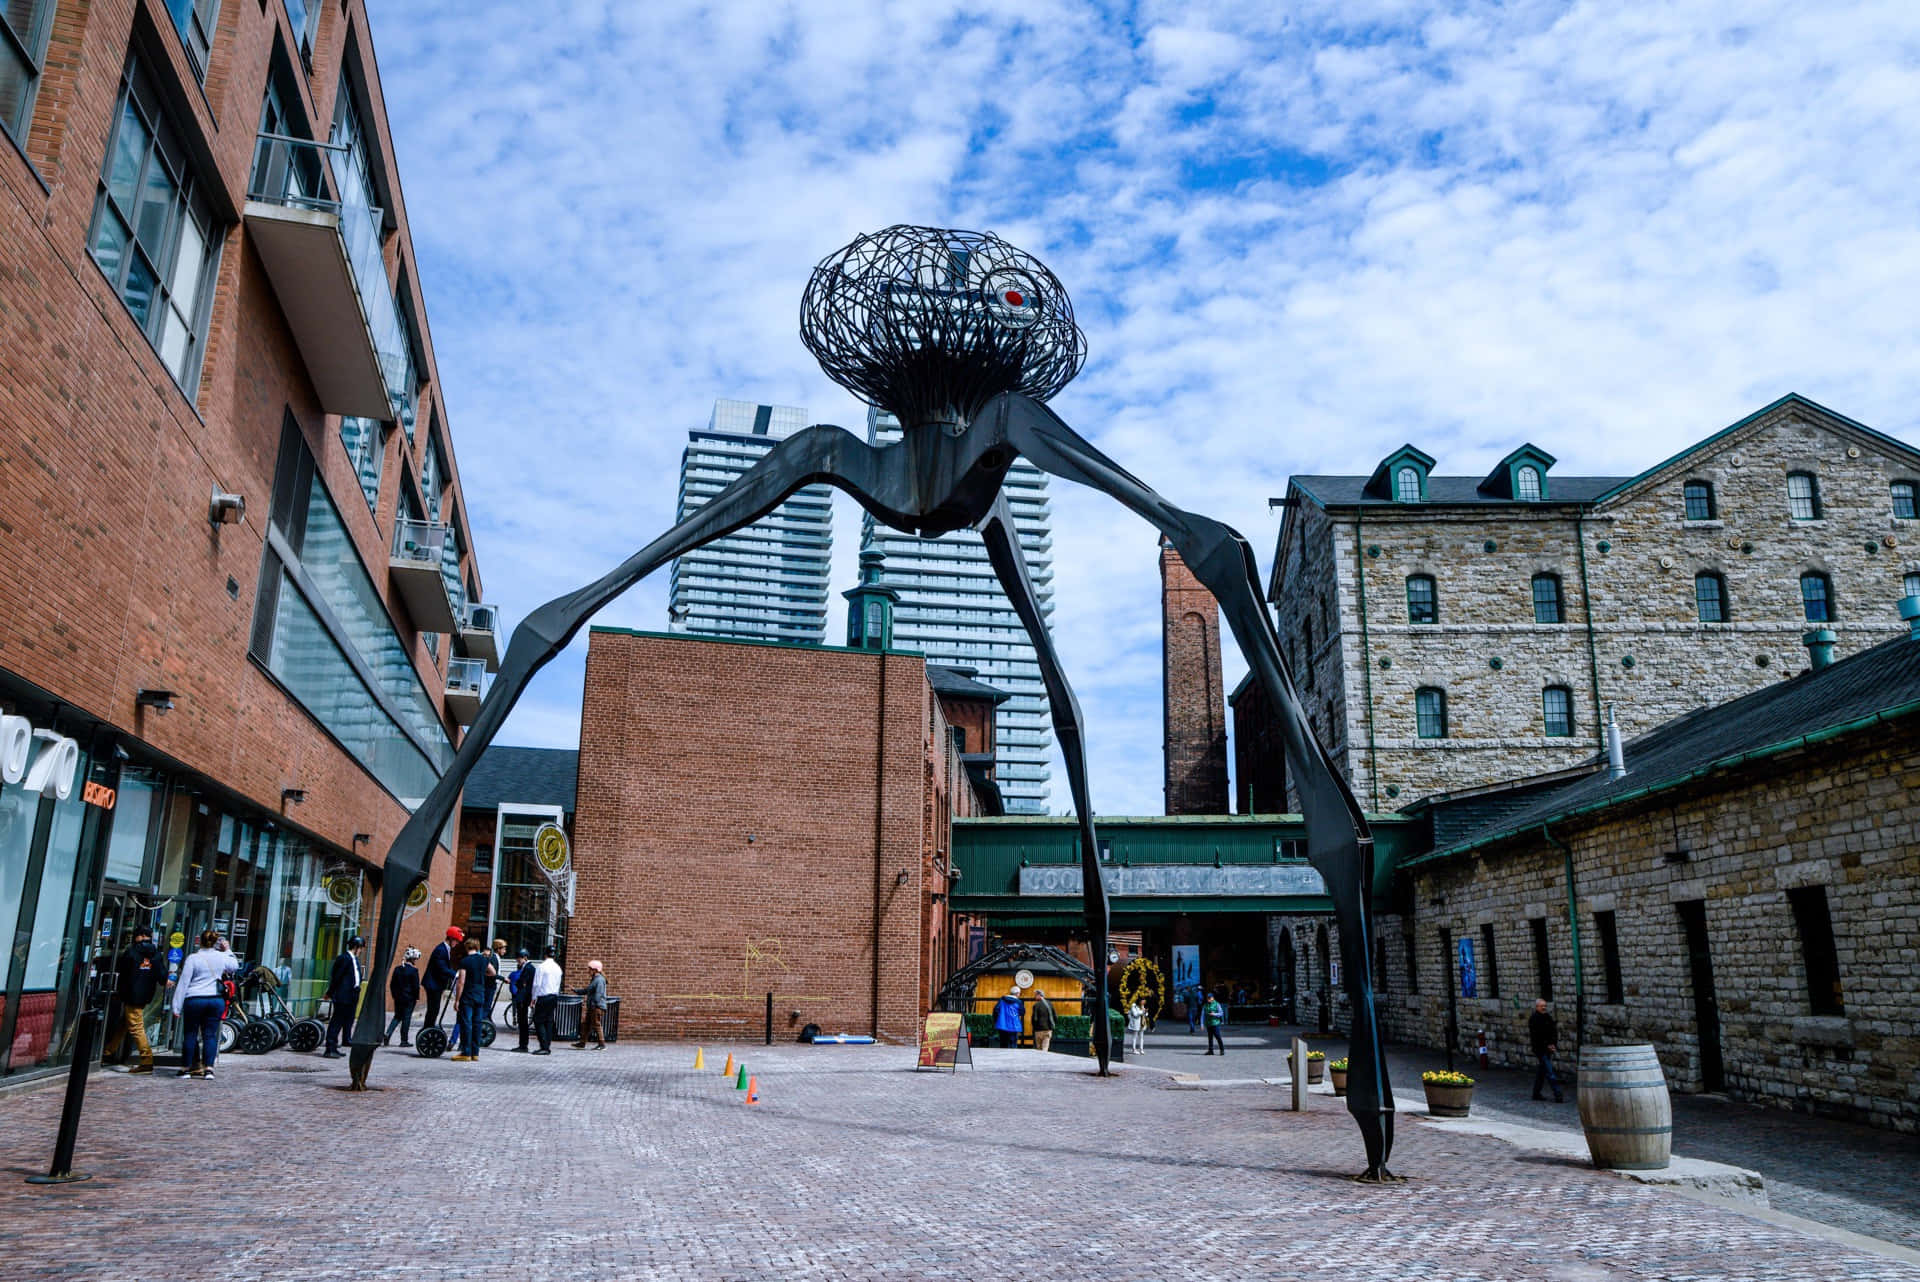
[668,400,832,644]
[860,408,1054,813]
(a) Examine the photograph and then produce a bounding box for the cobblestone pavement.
[1130,1022,1920,1251]
[2,1041,1917,1280]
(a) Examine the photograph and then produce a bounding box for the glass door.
[154,896,213,1053]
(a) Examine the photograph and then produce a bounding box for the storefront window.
[0,782,40,1005]
[492,815,561,960]
[103,766,163,884]
[14,781,97,1070]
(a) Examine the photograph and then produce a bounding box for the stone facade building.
[1160,540,1229,815]
[1363,632,1920,1131]
[1237,394,1920,811]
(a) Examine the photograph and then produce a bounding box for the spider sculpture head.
[800,224,1086,431]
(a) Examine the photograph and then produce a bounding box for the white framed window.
[1394,467,1421,503]
[1516,466,1541,501]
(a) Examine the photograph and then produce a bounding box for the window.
[1374,934,1388,989]
[1683,480,1716,521]
[1439,927,1455,998]
[284,0,318,61]
[1787,472,1821,520]
[1302,618,1315,688]
[1893,481,1918,520]
[1403,926,1419,994]
[1906,572,1920,600]
[1406,575,1437,625]
[1542,686,1573,737]
[1516,466,1541,501]
[1531,573,1563,624]
[1800,572,1833,622]
[1787,885,1844,1016]
[1415,687,1447,739]
[0,0,54,144]
[1394,466,1421,502]
[1479,924,1501,998]
[467,893,488,928]
[165,0,220,78]
[1593,909,1624,1004]
[472,842,493,874]
[87,60,221,397]
[340,417,385,512]
[950,726,965,752]
[1694,572,1726,623]
[1530,917,1553,1000]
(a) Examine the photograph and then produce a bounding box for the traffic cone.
[693,1047,705,1070]
[735,1064,748,1090]
[746,1075,759,1105]
[721,1052,733,1078]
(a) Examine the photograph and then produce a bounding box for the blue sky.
[371,0,1920,815]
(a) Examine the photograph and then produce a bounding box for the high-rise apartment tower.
[859,409,1054,812]
[668,400,833,644]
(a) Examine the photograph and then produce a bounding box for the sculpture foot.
[1353,1166,1407,1184]
[347,1045,374,1091]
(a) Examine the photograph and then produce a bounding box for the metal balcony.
[390,518,458,633]
[444,658,485,725]
[457,602,502,671]
[243,133,416,421]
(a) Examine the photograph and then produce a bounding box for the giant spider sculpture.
[349,225,1397,1179]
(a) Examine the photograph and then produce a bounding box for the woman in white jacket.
[171,931,238,1079]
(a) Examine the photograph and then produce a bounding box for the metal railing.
[391,517,449,566]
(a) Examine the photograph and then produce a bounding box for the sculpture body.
[350,226,1396,1177]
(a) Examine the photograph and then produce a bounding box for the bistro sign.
[0,715,80,801]
[1017,863,1329,898]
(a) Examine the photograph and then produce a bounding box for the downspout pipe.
[1541,823,1585,1052]
[1353,507,1380,811]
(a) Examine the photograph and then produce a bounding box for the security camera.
[209,488,246,526]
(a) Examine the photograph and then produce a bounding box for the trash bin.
[554,995,583,1041]
[603,996,620,1043]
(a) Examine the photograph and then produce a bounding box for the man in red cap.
[422,927,462,1036]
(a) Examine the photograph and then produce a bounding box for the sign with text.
[1018,863,1328,898]
[918,1012,963,1070]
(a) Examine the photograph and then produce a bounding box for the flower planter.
[1423,1083,1474,1117]
[1329,1068,1348,1097]
[1287,1054,1325,1084]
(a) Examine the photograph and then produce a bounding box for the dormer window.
[1366,445,1435,503]
[1479,443,1555,502]
[1395,467,1420,503]
[1516,466,1541,501]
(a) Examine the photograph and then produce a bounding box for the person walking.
[531,946,562,1054]
[384,948,421,1047]
[1202,990,1226,1056]
[507,950,535,1052]
[450,940,495,1062]
[571,960,607,1049]
[1126,998,1147,1055]
[1030,990,1055,1054]
[1529,998,1564,1102]
[483,938,507,1010]
[992,988,1023,1049]
[322,936,366,1059]
[1185,985,1202,1034]
[422,927,460,1033]
[105,926,163,1072]
[171,931,238,1079]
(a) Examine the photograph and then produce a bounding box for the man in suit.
[422,927,461,1032]
[322,935,366,1059]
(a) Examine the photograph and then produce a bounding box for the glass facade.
[488,813,565,961]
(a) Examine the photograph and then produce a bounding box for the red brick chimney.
[1160,538,1229,815]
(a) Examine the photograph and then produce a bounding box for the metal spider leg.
[976,493,1114,1075]
[348,424,883,1088]
[991,392,1396,1176]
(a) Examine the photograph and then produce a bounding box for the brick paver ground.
[1,1041,1916,1280]
[1129,1021,1920,1251]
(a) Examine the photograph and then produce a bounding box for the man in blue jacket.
[422,927,461,1033]
[992,988,1024,1048]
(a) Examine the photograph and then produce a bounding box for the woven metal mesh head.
[800,225,1086,428]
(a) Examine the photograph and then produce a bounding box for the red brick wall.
[1161,541,1229,814]
[0,1,470,920]
[571,631,964,1043]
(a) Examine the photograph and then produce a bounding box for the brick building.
[567,629,997,1043]
[1354,630,1920,1131]
[1160,539,1228,816]
[1238,394,1919,811]
[453,747,578,959]
[0,0,487,1078]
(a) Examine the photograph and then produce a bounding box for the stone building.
[567,628,998,1043]
[1357,628,1920,1131]
[1160,540,1229,815]
[1237,394,1920,811]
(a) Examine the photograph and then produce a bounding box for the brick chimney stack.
[1160,538,1229,815]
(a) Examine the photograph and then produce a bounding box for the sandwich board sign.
[917,1012,971,1073]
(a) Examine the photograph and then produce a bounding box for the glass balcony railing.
[392,517,449,567]
[249,132,417,428]
[446,658,485,697]
[462,603,499,634]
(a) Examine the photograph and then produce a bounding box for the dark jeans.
[996,1030,1015,1048]
[385,1002,415,1045]
[514,998,531,1050]
[181,995,224,1070]
[458,1000,486,1056]
[325,993,358,1053]
[1206,1024,1226,1054]
[1534,1052,1562,1099]
[533,995,558,1051]
[422,986,447,1030]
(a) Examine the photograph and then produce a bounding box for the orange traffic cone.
[693,1047,706,1070]
[721,1052,734,1078]
[746,1075,759,1105]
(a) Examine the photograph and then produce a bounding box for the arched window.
[1415,687,1447,738]
[1531,573,1563,624]
[1684,480,1716,521]
[1893,481,1918,520]
[1405,574,1437,625]
[1787,472,1821,521]
[1516,466,1542,501]
[1905,571,1920,599]
[1542,686,1573,737]
[1800,572,1834,622]
[1394,466,1421,503]
[1694,572,1727,622]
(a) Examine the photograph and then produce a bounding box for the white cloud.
[371,0,1920,816]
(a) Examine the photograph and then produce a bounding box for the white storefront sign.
[0,715,81,800]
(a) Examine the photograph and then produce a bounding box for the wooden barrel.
[1577,1043,1672,1170]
